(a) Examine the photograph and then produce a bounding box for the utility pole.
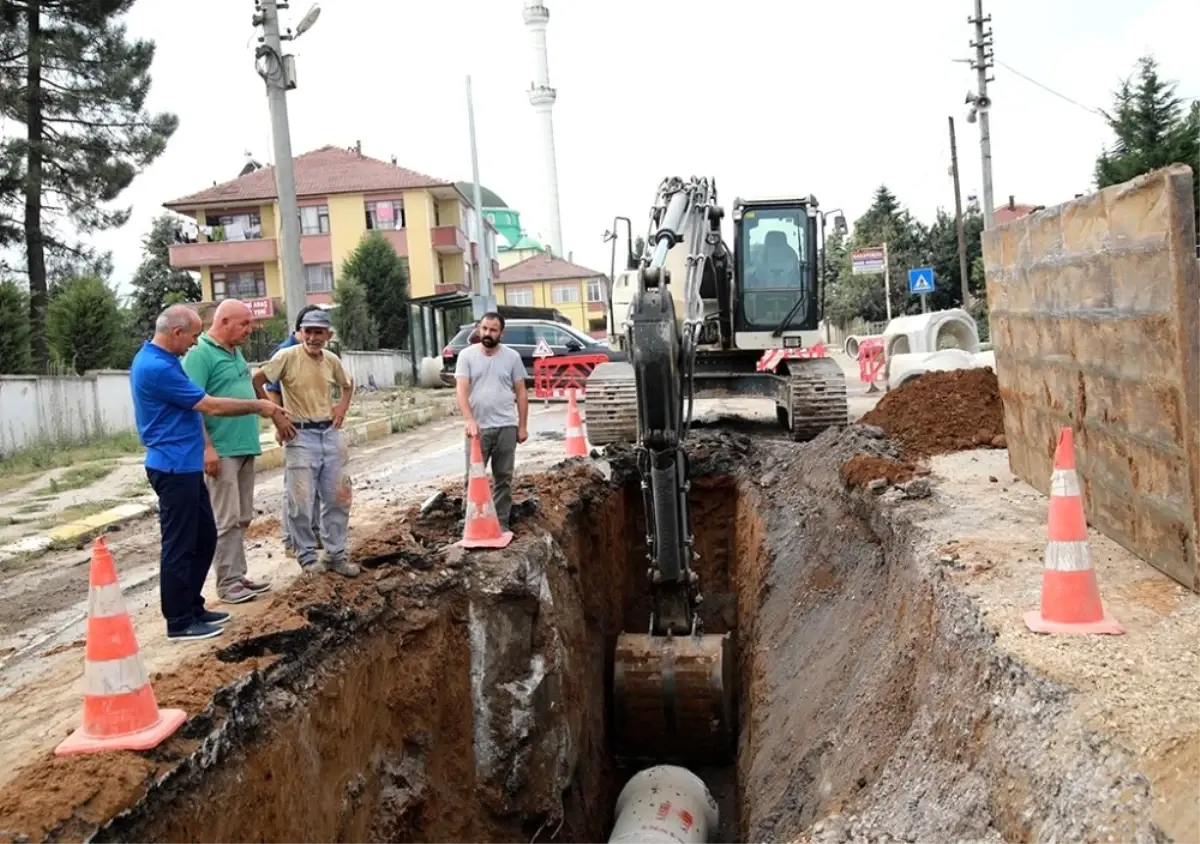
[948,116,971,309]
[254,0,319,331]
[882,241,892,322]
[968,0,996,231]
[466,75,493,318]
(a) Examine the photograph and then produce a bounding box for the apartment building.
[163,145,501,315]
[496,253,609,338]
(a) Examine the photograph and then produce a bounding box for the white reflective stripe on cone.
[84,653,150,697]
[88,582,128,620]
[567,427,583,437]
[469,463,488,478]
[1045,540,1093,572]
[1050,468,1081,499]
[466,500,495,519]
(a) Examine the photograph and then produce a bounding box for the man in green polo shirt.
[183,299,295,604]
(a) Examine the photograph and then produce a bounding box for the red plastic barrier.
[534,354,610,400]
[756,344,827,373]
[858,338,885,385]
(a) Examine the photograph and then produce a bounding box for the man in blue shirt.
[131,304,291,642]
[266,304,322,557]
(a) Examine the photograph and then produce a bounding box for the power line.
[997,59,1199,117]
[995,60,1104,116]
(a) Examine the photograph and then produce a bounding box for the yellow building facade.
[164,145,500,315]
[496,254,609,338]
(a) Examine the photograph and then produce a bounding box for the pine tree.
[339,232,410,349]
[332,275,379,351]
[128,214,201,338]
[0,279,33,373]
[0,0,178,372]
[1095,55,1199,218]
[45,275,124,374]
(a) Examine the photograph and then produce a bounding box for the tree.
[332,276,379,351]
[0,0,178,372]
[925,206,984,311]
[339,232,409,349]
[128,214,201,337]
[1095,55,1199,224]
[0,279,33,373]
[45,275,124,374]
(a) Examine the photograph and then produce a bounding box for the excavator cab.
[731,198,823,348]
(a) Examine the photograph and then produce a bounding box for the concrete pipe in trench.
[609,765,719,843]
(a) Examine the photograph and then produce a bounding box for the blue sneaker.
[168,621,224,643]
[197,609,232,626]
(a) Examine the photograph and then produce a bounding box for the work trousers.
[284,426,351,567]
[204,455,256,598]
[281,464,321,551]
[463,426,517,529]
[147,469,217,633]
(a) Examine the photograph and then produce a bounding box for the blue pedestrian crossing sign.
[908,267,935,295]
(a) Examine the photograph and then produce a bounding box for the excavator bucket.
[612,631,736,766]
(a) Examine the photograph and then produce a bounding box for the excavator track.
[584,362,639,445]
[785,356,850,442]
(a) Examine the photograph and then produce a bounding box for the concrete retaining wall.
[982,164,1200,592]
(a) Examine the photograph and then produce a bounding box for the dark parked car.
[440,318,626,387]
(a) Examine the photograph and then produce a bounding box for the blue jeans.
[284,427,350,567]
[147,469,217,633]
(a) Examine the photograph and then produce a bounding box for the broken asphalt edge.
[0,399,459,565]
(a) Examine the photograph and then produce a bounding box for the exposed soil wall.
[0,427,1169,843]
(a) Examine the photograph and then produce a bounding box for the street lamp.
[252,1,321,331]
[602,216,634,342]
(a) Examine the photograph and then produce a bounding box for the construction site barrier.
[858,338,885,387]
[533,354,610,400]
[756,344,827,373]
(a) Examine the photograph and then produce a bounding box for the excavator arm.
[628,176,725,634]
[612,178,736,767]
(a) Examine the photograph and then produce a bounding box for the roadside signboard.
[851,247,886,276]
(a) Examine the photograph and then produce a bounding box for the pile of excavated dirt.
[841,453,919,488]
[858,367,1006,456]
[0,428,1166,844]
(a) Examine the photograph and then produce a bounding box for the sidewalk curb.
[0,398,459,565]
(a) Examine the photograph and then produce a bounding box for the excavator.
[596,177,849,766]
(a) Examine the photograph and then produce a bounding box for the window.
[211,270,265,301]
[207,212,262,241]
[551,284,580,304]
[506,288,534,307]
[586,278,605,302]
[304,263,334,293]
[300,205,330,235]
[739,207,809,291]
[738,205,813,330]
[365,200,404,231]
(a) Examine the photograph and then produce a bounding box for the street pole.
[948,116,971,308]
[255,0,307,331]
[882,240,893,322]
[466,75,492,315]
[970,0,996,231]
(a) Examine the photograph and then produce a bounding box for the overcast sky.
[7,0,1200,294]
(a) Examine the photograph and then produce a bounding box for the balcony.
[430,225,467,254]
[169,237,278,269]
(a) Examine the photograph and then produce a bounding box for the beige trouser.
[204,455,256,597]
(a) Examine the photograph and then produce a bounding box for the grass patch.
[13,503,49,515]
[39,461,116,495]
[0,431,142,490]
[33,499,125,530]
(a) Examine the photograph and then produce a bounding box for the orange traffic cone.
[1024,427,1124,635]
[456,435,514,549]
[565,388,588,458]
[55,538,188,756]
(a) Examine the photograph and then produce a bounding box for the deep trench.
[77,431,1165,844]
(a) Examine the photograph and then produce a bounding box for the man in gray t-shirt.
[454,312,530,530]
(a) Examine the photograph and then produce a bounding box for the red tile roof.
[994,202,1042,225]
[498,253,606,284]
[163,145,452,208]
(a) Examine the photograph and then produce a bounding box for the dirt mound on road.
[841,454,918,488]
[858,367,1006,456]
